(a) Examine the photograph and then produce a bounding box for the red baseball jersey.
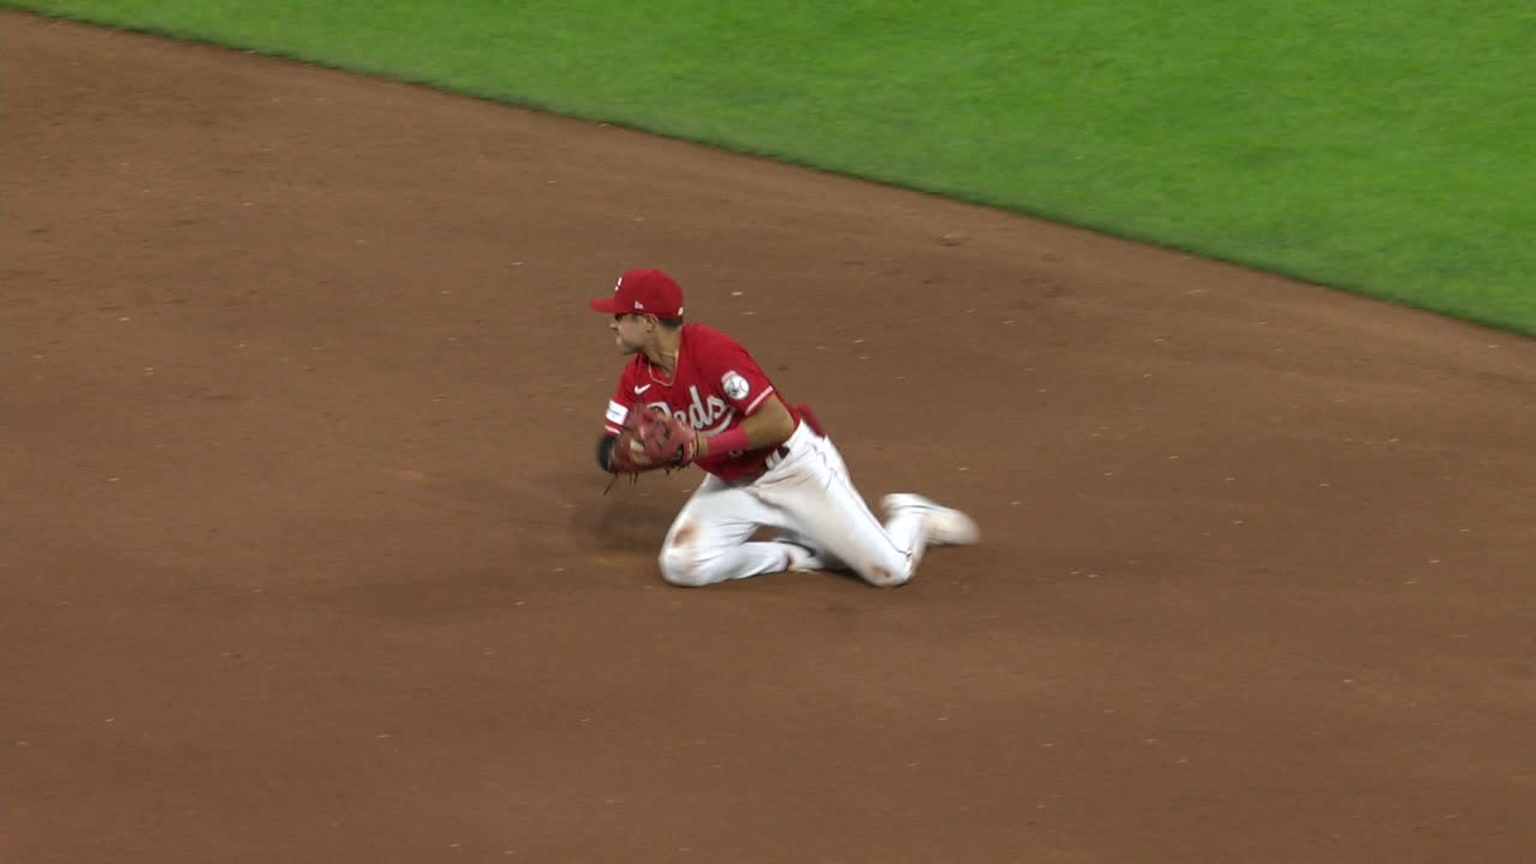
[603,324,800,481]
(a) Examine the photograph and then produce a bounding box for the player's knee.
[855,555,915,588]
[658,544,716,588]
[861,567,910,588]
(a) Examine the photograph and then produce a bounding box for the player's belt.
[763,443,792,472]
[738,420,813,484]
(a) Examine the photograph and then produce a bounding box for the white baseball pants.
[657,421,929,588]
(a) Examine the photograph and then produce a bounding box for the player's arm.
[696,395,794,459]
[596,377,635,472]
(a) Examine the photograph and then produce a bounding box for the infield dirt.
[4,12,1534,863]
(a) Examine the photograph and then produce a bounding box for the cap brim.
[589,297,625,314]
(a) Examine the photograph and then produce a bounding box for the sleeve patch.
[722,371,751,400]
[606,400,629,427]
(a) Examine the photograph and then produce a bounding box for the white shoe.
[882,493,980,546]
[774,538,829,572]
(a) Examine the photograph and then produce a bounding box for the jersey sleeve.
[700,333,778,417]
[602,364,639,435]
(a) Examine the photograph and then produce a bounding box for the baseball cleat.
[774,538,828,572]
[882,493,981,546]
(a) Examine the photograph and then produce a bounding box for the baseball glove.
[607,405,698,475]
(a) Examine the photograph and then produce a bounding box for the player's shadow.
[568,471,694,553]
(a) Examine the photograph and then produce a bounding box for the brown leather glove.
[607,405,698,475]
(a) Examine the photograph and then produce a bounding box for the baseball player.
[591,268,979,588]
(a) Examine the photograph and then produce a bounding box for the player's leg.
[757,434,855,573]
[757,432,977,587]
[766,532,847,573]
[658,474,821,587]
[814,434,979,550]
[755,434,924,587]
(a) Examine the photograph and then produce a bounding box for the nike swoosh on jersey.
[633,384,652,395]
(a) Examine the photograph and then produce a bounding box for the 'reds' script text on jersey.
[603,324,801,481]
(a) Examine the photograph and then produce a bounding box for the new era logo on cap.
[589,268,685,318]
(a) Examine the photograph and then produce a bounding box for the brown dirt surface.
[4,11,1535,864]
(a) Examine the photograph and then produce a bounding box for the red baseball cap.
[589,268,685,318]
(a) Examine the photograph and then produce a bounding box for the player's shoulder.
[682,322,749,354]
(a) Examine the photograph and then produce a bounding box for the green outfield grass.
[9,0,1534,335]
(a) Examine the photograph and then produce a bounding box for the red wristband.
[707,426,751,456]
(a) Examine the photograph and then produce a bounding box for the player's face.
[610,313,650,354]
